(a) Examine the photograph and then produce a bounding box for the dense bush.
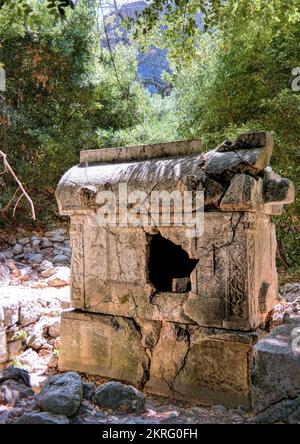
[0,1,149,224]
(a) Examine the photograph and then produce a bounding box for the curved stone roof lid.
[56,132,294,215]
[80,139,202,164]
[56,140,204,214]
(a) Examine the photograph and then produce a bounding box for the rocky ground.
[0,227,299,424]
[0,226,70,265]
[0,279,299,424]
[0,368,254,424]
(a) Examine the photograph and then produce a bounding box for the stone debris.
[0,367,34,407]
[0,370,254,424]
[46,266,70,288]
[92,381,146,413]
[0,283,70,368]
[36,372,82,417]
[0,227,71,287]
[16,411,70,424]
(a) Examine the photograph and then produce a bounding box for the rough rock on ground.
[0,367,254,424]
[36,372,82,417]
[16,411,70,424]
[92,381,146,413]
[0,367,34,407]
[252,282,300,423]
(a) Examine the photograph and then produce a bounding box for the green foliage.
[52,348,59,357]
[12,330,29,342]
[11,357,24,369]
[97,93,179,147]
[132,0,300,65]
[0,0,75,23]
[0,1,150,224]
[168,3,300,267]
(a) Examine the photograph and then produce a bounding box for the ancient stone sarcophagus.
[56,132,294,408]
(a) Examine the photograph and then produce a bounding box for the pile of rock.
[0,228,71,267]
[0,258,70,289]
[0,369,146,424]
[0,286,70,372]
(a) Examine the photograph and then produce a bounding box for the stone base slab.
[59,310,260,408]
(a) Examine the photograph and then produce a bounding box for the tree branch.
[0,150,35,220]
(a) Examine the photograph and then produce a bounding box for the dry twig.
[0,150,35,220]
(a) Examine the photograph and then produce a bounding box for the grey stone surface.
[80,139,202,164]
[82,382,95,401]
[20,302,42,326]
[0,367,33,407]
[16,412,69,424]
[93,381,146,413]
[36,371,82,417]
[52,254,69,264]
[0,380,34,406]
[232,131,273,150]
[252,322,300,414]
[220,174,262,211]
[26,253,44,264]
[12,243,23,255]
[263,167,294,204]
[255,395,300,423]
[18,237,30,246]
[205,147,271,181]
[281,282,300,303]
[0,367,31,387]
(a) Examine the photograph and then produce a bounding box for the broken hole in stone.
[148,233,198,292]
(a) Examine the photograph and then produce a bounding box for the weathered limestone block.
[67,211,277,331]
[205,132,273,181]
[216,131,273,152]
[252,322,300,414]
[203,176,225,208]
[57,148,204,215]
[69,217,85,309]
[82,215,149,316]
[80,139,202,164]
[263,167,295,204]
[184,212,278,330]
[145,323,258,408]
[137,292,194,324]
[59,310,257,408]
[59,310,150,388]
[220,174,263,211]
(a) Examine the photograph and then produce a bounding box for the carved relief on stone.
[69,216,85,308]
[227,217,249,321]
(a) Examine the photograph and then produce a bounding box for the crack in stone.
[197,212,244,261]
[173,327,191,385]
[131,318,162,390]
[255,391,300,416]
